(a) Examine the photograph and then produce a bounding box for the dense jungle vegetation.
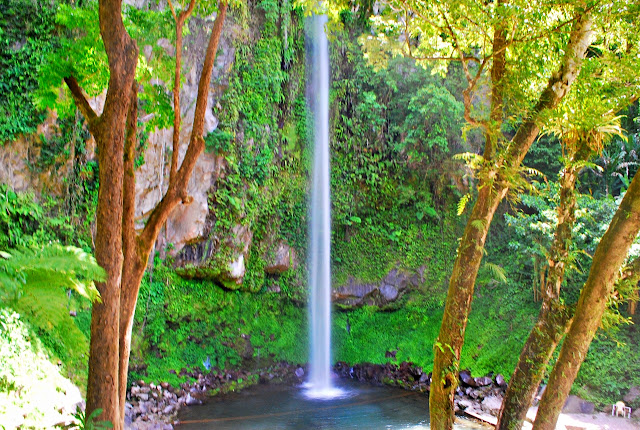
[1,0,639,428]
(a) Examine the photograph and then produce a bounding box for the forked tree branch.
[168,0,197,185]
[139,1,228,248]
[63,76,99,126]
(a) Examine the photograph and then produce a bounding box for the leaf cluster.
[0,0,59,142]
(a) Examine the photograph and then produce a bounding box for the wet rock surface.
[334,361,509,419]
[124,362,306,429]
[332,267,425,308]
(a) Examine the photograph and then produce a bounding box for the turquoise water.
[176,381,487,429]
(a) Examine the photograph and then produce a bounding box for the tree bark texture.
[533,169,640,430]
[429,10,593,429]
[117,2,228,421]
[496,145,589,430]
[63,1,227,427]
[84,1,139,427]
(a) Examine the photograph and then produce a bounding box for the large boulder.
[174,224,253,289]
[332,267,424,308]
[459,370,477,387]
[562,395,594,414]
[481,395,503,415]
[264,241,296,274]
[624,386,640,405]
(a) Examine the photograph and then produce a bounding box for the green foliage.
[332,209,458,289]
[0,0,59,142]
[132,261,306,386]
[504,181,621,303]
[0,244,105,304]
[193,0,309,298]
[0,185,68,249]
[0,244,104,385]
[62,408,113,430]
[0,181,96,252]
[35,1,107,118]
[329,18,469,240]
[398,84,464,158]
[574,328,640,408]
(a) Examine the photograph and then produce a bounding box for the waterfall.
[305,13,340,399]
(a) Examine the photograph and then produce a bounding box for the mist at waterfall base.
[304,12,343,400]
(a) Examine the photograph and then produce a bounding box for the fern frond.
[471,219,486,231]
[457,193,471,216]
[568,160,603,173]
[1,245,104,302]
[521,166,545,178]
[15,283,89,359]
[482,262,507,284]
[453,152,484,169]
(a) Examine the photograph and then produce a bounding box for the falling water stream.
[305,12,341,400]
[176,12,482,430]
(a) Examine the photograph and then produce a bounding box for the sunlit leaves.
[0,244,105,305]
[35,2,107,117]
[34,0,225,126]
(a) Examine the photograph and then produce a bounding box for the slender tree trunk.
[429,10,593,429]
[496,145,589,430]
[533,171,640,429]
[430,185,506,429]
[497,303,571,430]
[117,2,228,419]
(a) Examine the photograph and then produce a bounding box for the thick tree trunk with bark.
[533,170,640,429]
[82,1,139,427]
[496,145,589,430]
[429,10,593,429]
[64,1,227,427]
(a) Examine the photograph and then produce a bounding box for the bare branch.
[441,9,487,129]
[402,8,480,64]
[140,1,228,247]
[168,0,197,185]
[63,76,98,125]
[167,0,177,21]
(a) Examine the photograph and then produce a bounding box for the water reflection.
[177,380,487,429]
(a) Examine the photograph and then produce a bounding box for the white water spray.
[305,13,341,400]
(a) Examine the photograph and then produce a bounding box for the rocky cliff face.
[0,1,421,306]
[0,0,309,294]
[134,12,239,254]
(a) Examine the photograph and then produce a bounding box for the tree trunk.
[496,303,571,430]
[430,185,505,429]
[496,145,588,430]
[117,2,228,419]
[64,1,227,426]
[533,170,640,430]
[429,10,593,429]
[84,1,138,427]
